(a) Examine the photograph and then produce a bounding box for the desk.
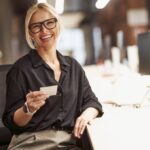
[83,64,150,150]
[87,105,150,150]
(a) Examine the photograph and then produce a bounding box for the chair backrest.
[0,65,12,149]
[138,32,150,74]
[0,64,12,127]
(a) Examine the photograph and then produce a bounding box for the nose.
[41,24,49,33]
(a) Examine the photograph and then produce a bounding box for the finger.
[34,100,46,110]
[28,100,46,112]
[74,117,81,138]
[27,91,48,103]
[77,121,83,137]
[78,120,87,136]
[80,124,86,135]
[32,94,48,102]
[74,118,87,138]
[29,91,49,98]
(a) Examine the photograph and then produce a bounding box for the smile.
[40,34,53,40]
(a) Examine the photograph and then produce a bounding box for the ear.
[31,39,35,45]
[30,35,34,40]
[30,35,35,44]
[32,39,39,48]
[30,36,34,45]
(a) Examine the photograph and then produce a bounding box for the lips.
[40,34,53,40]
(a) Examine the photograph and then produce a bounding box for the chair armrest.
[0,127,12,145]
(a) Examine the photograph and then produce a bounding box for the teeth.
[41,35,52,40]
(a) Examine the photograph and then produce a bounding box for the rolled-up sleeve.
[2,67,27,133]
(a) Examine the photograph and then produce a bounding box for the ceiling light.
[55,0,64,14]
[37,0,47,3]
[95,0,110,9]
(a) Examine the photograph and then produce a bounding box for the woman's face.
[29,9,59,50]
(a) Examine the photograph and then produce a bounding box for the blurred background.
[0,0,150,74]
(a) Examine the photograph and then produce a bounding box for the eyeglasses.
[29,18,57,34]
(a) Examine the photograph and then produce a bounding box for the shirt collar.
[56,51,70,67]
[29,49,70,68]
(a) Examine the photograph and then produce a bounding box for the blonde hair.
[25,3,62,49]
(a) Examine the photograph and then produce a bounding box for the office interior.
[1,0,150,149]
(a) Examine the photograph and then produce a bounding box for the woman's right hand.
[26,91,49,113]
[14,91,49,126]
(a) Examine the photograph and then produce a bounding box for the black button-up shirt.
[3,50,103,134]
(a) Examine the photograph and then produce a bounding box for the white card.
[40,85,58,96]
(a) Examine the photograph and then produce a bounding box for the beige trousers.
[8,129,81,150]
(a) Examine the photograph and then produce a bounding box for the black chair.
[138,32,150,75]
[0,64,12,150]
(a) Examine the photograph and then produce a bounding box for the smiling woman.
[2,2,103,150]
[25,3,62,50]
[29,9,59,50]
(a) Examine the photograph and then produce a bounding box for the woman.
[3,3,103,150]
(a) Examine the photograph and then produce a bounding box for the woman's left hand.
[73,107,99,138]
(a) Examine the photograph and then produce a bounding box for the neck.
[37,46,58,65]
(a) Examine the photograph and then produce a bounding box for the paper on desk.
[40,85,58,96]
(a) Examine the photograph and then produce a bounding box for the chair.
[0,64,12,150]
[138,32,150,74]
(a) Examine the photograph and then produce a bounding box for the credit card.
[40,85,58,96]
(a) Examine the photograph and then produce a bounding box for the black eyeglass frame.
[29,18,58,34]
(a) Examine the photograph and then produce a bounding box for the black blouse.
[2,50,103,134]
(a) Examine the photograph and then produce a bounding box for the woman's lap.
[8,129,81,150]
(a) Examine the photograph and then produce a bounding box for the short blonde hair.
[25,3,62,49]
